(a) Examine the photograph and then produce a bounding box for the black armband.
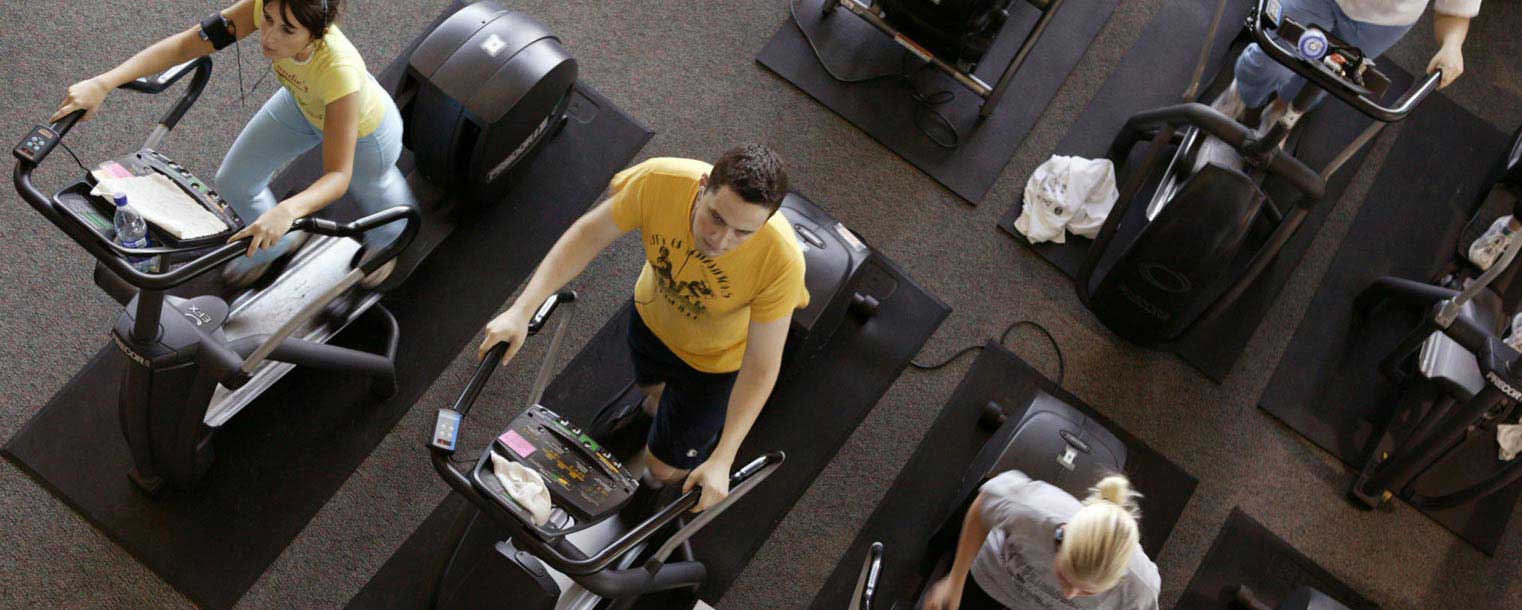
[199,13,236,50]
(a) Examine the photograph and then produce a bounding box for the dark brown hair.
[708,144,789,212]
[269,0,341,40]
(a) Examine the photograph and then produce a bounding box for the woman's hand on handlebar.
[923,576,963,610]
[52,78,111,123]
[478,307,530,367]
[1427,44,1463,89]
[228,205,297,257]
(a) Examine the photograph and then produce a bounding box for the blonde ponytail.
[1088,474,1142,518]
[1056,475,1143,593]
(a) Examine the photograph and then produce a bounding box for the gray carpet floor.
[2,1,1520,609]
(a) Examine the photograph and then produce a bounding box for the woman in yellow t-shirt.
[53,0,416,288]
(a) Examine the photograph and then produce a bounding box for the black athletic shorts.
[626,308,738,470]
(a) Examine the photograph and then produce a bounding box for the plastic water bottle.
[112,193,155,273]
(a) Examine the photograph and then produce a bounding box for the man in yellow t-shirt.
[478,145,808,512]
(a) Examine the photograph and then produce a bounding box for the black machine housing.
[1076,0,1441,348]
[878,0,1016,66]
[400,1,578,201]
[779,192,883,370]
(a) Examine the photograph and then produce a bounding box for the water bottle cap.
[113,193,128,207]
[1298,28,1329,60]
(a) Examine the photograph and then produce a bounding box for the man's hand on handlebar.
[228,205,297,256]
[1427,45,1463,90]
[683,456,732,512]
[478,307,531,367]
[52,78,111,123]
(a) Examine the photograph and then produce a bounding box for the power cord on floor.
[790,0,961,148]
[911,319,1065,386]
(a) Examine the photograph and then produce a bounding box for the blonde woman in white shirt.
[924,471,1160,610]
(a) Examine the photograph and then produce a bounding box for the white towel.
[1015,156,1119,244]
[1499,424,1522,462]
[491,453,554,526]
[93,173,229,240]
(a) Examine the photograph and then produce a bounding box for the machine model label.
[486,111,555,184]
[1486,371,1522,402]
[182,304,213,326]
[500,429,538,457]
[481,33,507,57]
[1138,263,1192,294]
[1118,284,1173,322]
[834,222,867,253]
[111,332,152,368]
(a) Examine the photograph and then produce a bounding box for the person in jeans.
[54,0,417,288]
[477,145,808,512]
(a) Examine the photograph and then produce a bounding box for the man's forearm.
[1434,14,1470,49]
[513,213,607,315]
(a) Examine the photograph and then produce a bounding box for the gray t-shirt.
[969,471,1160,610]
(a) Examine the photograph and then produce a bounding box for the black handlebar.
[446,291,577,419]
[118,57,214,132]
[1248,0,1440,122]
[304,205,423,275]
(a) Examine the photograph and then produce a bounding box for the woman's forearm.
[946,494,994,588]
[96,28,211,89]
[1433,14,1470,49]
[277,171,351,219]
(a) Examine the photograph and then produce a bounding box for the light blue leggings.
[216,82,416,268]
[1234,0,1413,107]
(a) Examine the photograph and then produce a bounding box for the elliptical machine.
[1347,136,1522,511]
[428,292,785,610]
[1077,0,1441,347]
[11,2,577,493]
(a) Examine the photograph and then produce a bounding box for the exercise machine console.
[430,292,785,610]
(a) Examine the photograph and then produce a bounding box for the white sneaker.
[1469,216,1519,271]
[1211,80,1246,122]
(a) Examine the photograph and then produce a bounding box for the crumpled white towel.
[1498,424,1522,461]
[492,453,553,526]
[1014,156,1119,244]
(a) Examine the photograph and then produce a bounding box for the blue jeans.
[1234,0,1412,107]
[216,82,416,268]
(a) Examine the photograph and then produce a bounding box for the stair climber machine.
[1077,0,1441,347]
[429,291,786,610]
[1348,136,1522,512]
[12,2,577,494]
[846,395,1128,610]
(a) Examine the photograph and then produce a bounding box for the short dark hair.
[270,0,341,41]
[708,144,789,212]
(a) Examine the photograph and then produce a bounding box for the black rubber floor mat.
[0,4,654,608]
[996,0,1406,382]
[346,222,950,609]
[807,343,1197,609]
[1257,92,1514,554]
[1174,509,1380,610]
[757,0,1118,204]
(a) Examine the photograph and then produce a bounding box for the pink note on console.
[499,429,536,457]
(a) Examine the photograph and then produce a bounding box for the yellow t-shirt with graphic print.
[610,158,810,374]
[253,0,386,137]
